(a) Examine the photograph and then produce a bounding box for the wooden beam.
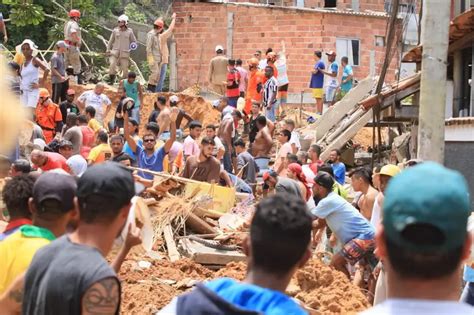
[163,225,181,262]
[186,212,217,234]
[448,32,474,53]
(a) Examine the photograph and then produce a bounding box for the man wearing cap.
[50,41,69,104]
[262,170,303,200]
[321,51,339,106]
[208,45,228,96]
[58,140,74,160]
[0,172,77,295]
[147,16,164,92]
[35,88,63,144]
[155,13,176,92]
[59,89,80,124]
[362,162,473,314]
[30,149,70,174]
[14,163,139,314]
[312,172,375,278]
[106,15,137,83]
[64,9,82,83]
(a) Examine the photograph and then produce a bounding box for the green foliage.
[8,3,45,27]
[124,3,147,24]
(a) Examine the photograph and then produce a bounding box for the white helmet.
[118,14,129,24]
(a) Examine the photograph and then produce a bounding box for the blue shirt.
[309,60,325,88]
[340,65,353,92]
[123,136,143,161]
[136,145,166,180]
[312,192,374,244]
[206,278,307,315]
[331,162,346,185]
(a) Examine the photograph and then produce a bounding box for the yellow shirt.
[88,118,102,132]
[88,143,113,164]
[0,225,55,294]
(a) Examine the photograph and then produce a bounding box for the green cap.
[383,162,470,253]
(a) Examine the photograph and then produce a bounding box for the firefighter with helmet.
[106,14,137,84]
[146,17,165,92]
[64,9,82,84]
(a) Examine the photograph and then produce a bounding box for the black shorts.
[278,84,289,92]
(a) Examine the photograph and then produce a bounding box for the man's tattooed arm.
[82,277,120,315]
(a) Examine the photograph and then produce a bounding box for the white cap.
[215,45,224,52]
[118,14,129,23]
[169,95,179,103]
[33,138,46,151]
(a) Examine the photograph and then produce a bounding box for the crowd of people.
[0,7,473,315]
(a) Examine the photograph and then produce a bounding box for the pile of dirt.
[120,257,214,314]
[213,261,247,281]
[294,259,370,314]
[352,127,389,150]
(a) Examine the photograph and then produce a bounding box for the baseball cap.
[56,40,69,49]
[380,164,401,177]
[326,51,336,56]
[67,88,76,95]
[67,155,87,177]
[59,139,73,148]
[313,171,334,190]
[383,162,471,253]
[33,172,77,213]
[77,162,139,207]
[215,45,224,52]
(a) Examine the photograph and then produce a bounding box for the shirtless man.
[350,167,378,220]
[169,95,193,138]
[218,110,242,174]
[252,115,273,174]
[155,96,171,141]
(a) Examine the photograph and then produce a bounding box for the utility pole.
[417,0,451,163]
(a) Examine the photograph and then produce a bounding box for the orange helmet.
[39,88,50,98]
[69,9,81,18]
[248,57,259,66]
[154,19,164,28]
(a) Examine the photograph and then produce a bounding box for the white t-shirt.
[360,298,474,315]
[370,193,382,228]
[289,131,301,151]
[212,136,224,157]
[78,90,111,123]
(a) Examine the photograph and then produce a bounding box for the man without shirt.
[159,194,311,315]
[155,96,171,141]
[218,110,243,174]
[361,162,474,315]
[182,137,221,184]
[252,116,273,174]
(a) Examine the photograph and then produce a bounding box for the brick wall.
[172,1,401,94]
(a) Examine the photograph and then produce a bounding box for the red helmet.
[154,19,164,28]
[69,9,81,18]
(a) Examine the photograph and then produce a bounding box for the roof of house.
[200,1,390,18]
[402,8,474,62]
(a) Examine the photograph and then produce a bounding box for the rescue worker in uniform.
[106,15,137,84]
[208,45,228,96]
[146,17,163,92]
[155,13,176,92]
[64,9,82,84]
[35,88,63,144]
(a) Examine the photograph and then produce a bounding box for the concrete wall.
[172,1,400,94]
[445,141,474,210]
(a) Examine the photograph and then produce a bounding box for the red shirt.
[309,160,324,174]
[80,126,95,158]
[39,152,70,173]
[226,68,241,98]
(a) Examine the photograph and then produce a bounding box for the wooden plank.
[314,77,375,141]
[163,225,181,262]
[186,212,217,234]
[180,239,246,266]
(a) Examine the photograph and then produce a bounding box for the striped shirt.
[263,76,278,108]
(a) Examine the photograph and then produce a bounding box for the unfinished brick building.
[172,0,404,99]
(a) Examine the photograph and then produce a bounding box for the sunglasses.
[143,139,155,143]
